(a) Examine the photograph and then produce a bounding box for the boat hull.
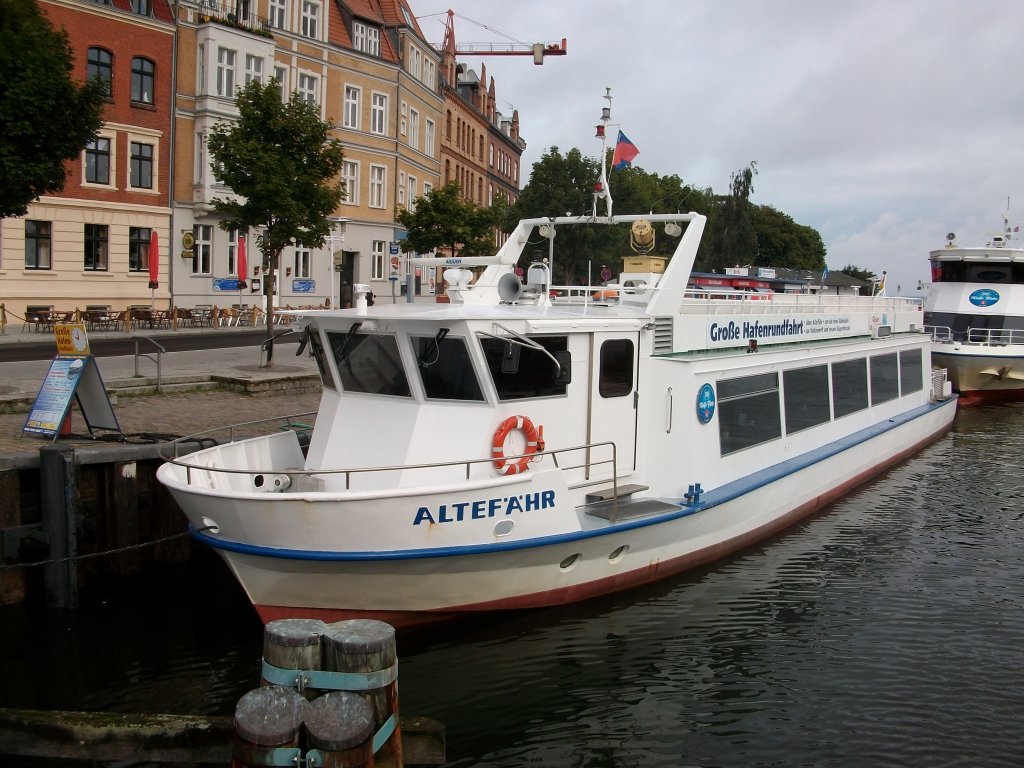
[932,346,1024,402]
[166,398,956,628]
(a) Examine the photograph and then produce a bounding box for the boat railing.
[967,327,1024,346]
[159,412,622,494]
[925,325,953,342]
[679,291,923,316]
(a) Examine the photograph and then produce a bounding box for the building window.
[274,66,288,100]
[130,0,152,16]
[408,108,419,150]
[353,21,380,56]
[298,72,317,105]
[425,119,435,157]
[371,239,385,280]
[128,227,151,272]
[397,171,405,206]
[422,59,435,88]
[294,246,311,278]
[400,101,406,135]
[25,220,52,270]
[369,164,386,208]
[245,54,263,85]
[370,92,387,135]
[192,224,212,275]
[343,86,360,129]
[131,57,154,104]
[217,48,236,97]
[300,0,319,38]
[87,47,113,99]
[85,137,111,184]
[407,175,417,211]
[268,0,286,29]
[227,229,237,275]
[84,224,109,271]
[130,142,154,189]
[342,161,359,204]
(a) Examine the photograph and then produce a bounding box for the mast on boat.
[593,87,614,219]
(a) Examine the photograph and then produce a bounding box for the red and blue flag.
[611,130,639,170]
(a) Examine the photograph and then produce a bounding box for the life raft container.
[492,415,543,475]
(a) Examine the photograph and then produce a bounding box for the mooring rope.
[0,525,216,571]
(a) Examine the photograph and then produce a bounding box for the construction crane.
[441,9,567,65]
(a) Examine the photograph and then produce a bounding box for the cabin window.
[599,339,634,398]
[899,348,923,395]
[831,358,868,418]
[307,329,335,390]
[327,331,411,397]
[783,364,830,434]
[412,334,484,401]
[481,336,568,401]
[717,372,781,455]
[870,353,899,405]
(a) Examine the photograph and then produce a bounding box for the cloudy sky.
[412,0,1024,295]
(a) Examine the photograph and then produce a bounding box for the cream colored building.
[171,0,442,310]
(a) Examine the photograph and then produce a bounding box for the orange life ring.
[492,415,542,475]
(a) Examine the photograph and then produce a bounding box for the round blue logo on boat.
[696,383,716,424]
[969,288,1000,307]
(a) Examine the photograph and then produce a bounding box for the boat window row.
[717,349,924,455]
[924,311,1024,341]
[930,261,1024,284]
[309,328,635,403]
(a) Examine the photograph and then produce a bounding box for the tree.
[753,205,826,271]
[0,0,105,218]
[703,162,758,272]
[397,182,500,260]
[207,79,344,364]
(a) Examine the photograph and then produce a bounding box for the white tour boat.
[158,96,957,627]
[924,220,1024,402]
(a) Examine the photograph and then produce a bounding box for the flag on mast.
[612,130,639,170]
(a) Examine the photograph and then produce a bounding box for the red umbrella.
[148,230,160,289]
[237,234,248,289]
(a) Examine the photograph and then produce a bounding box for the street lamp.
[326,217,348,309]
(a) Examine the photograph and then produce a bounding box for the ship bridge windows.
[327,329,411,397]
[307,327,335,391]
[412,333,485,401]
[932,260,1024,283]
[481,335,569,401]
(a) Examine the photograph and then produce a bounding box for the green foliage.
[753,206,826,271]
[207,79,345,263]
[396,182,500,259]
[839,263,877,283]
[0,0,105,217]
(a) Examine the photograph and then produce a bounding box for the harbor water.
[2,403,1023,767]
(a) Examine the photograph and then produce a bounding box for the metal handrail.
[132,337,166,392]
[158,412,620,495]
[260,328,300,367]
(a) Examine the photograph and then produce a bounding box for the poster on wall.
[293,279,315,293]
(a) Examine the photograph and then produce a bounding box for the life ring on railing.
[492,415,543,475]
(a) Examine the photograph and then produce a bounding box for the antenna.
[592,88,613,218]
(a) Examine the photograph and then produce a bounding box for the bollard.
[305,691,375,768]
[262,618,327,699]
[232,685,306,768]
[322,619,402,767]
[40,445,78,608]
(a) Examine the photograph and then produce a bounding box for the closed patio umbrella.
[237,234,248,289]
[148,230,160,307]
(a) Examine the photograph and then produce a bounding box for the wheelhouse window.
[84,224,109,271]
[717,372,781,455]
[599,339,633,398]
[128,227,151,272]
[783,364,830,434]
[900,348,923,395]
[481,336,569,401]
[25,220,52,269]
[131,57,154,104]
[328,330,411,397]
[870,353,899,405]
[87,47,113,98]
[832,358,868,418]
[413,334,484,401]
[308,329,335,390]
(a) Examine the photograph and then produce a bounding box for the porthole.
[559,553,582,571]
[253,474,265,488]
[494,519,514,537]
[608,545,629,563]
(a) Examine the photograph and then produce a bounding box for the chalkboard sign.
[22,356,120,439]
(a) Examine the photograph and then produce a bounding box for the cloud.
[413,0,1024,295]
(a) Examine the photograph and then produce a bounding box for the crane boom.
[440,10,567,65]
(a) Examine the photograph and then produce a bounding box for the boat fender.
[492,415,541,475]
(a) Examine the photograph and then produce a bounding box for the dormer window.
[353,21,381,56]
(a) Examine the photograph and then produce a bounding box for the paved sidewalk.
[0,338,323,468]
